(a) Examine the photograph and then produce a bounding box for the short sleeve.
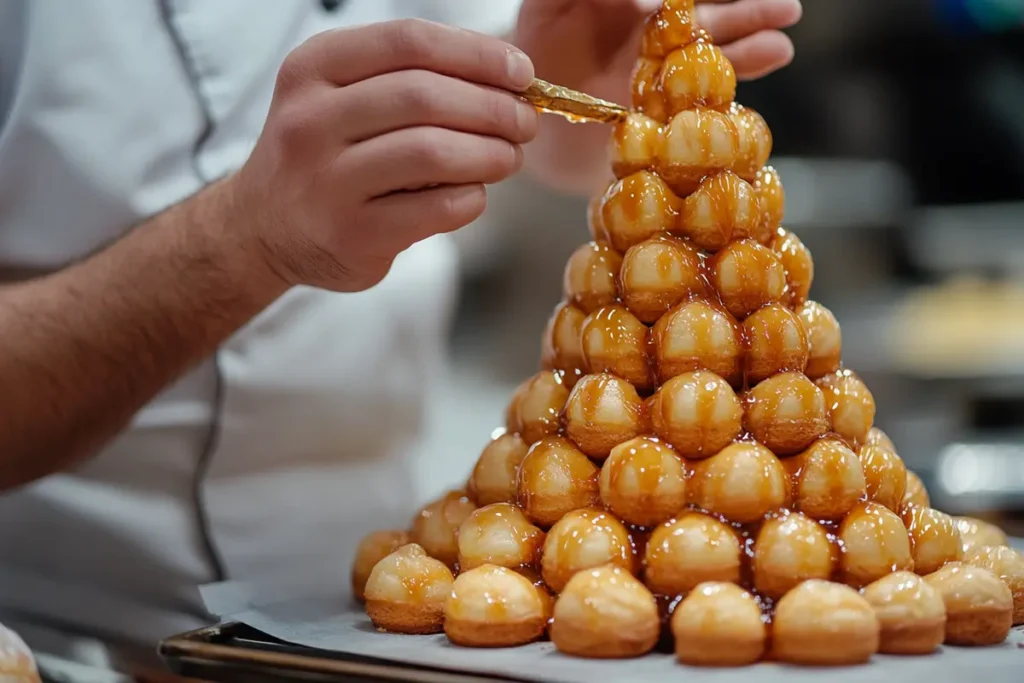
[399,0,523,36]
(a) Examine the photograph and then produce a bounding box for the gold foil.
[519,79,628,124]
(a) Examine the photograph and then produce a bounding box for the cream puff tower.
[352,0,1024,667]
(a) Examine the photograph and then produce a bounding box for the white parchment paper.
[198,537,1024,683]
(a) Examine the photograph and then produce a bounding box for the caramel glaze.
[563,242,623,315]
[659,38,736,113]
[640,1,700,60]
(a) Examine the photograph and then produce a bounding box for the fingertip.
[506,47,536,90]
[448,183,488,224]
[726,31,796,81]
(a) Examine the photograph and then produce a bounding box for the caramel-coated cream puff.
[580,305,654,392]
[753,511,836,600]
[709,240,786,320]
[631,57,669,123]
[857,444,907,513]
[900,505,963,576]
[838,502,914,588]
[954,517,1009,554]
[678,172,763,251]
[618,236,705,323]
[467,431,529,507]
[517,436,600,528]
[444,565,550,648]
[902,470,930,512]
[924,562,1013,646]
[563,241,622,315]
[742,303,810,384]
[671,582,766,666]
[456,503,544,573]
[409,491,477,569]
[864,426,897,452]
[817,370,876,446]
[351,529,410,602]
[611,113,665,181]
[647,370,743,459]
[783,438,866,521]
[596,171,680,252]
[550,565,660,658]
[769,227,813,307]
[541,508,637,593]
[599,436,687,527]
[660,40,736,112]
[771,580,880,666]
[651,298,744,386]
[505,371,571,446]
[364,544,455,635]
[962,545,1024,624]
[644,512,741,595]
[742,371,829,455]
[862,571,946,654]
[541,302,587,380]
[563,373,649,460]
[754,166,785,238]
[689,441,787,523]
[640,1,699,59]
[795,301,842,380]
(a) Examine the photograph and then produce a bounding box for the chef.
[0,0,801,676]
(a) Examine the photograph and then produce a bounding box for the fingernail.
[506,47,535,89]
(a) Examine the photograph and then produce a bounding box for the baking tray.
[159,622,521,683]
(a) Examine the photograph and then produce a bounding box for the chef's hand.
[513,0,803,194]
[234,20,540,292]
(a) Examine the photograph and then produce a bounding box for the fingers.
[696,0,802,46]
[332,70,539,145]
[296,18,535,91]
[719,30,795,80]
[340,127,523,198]
[368,184,489,250]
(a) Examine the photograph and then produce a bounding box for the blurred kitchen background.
[413,0,1024,534]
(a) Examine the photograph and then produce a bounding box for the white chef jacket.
[0,0,521,663]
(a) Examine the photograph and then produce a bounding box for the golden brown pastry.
[581,305,653,391]
[550,565,660,658]
[651,298,743,386]
[563,241,622,315]
[505,371,571,446]
[752,511,835,600]
[771,580,880,666]
[619,236,705,323]
[541,302,587,380]
[862,571,946,654]
[563,373,649,460]
[795,300,842,380]
[647,370,743,459]
[456,503,544,573]
[640,0,699,60]
[783,438,866,520]
[689,441,787,522]
[541,508,636,593]
[741,303,810,384]
[954,517,1009,553]
[769,227,812,307]
[656,108,739,194]
[679,172,763,251]
[660,39,736,112]
[962,545,1024,624]
[709,239,786,319]
[727,104,772,181]
[816,370,876,446]
[611,113,664,182]
[742,371,829,455]
[644,512,741,594]
[409,491,476,569]
[364,544,455,635]
[517,436,600,528]
[0,622,41,683]
[838,502,914,588]
[444,565,550,648]
[467,431,529,507]
[864,426,897,452]
[597,170,680,252]
[599,436,687,527]
[857,444,907,513]
[902,469,931,511]
[924,562,1013,646]
[351,529,410,602]
[632,56,669,123]
[900,505,963,576]
[671,582,766,666]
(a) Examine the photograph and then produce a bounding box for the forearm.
[0,177,287,489]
